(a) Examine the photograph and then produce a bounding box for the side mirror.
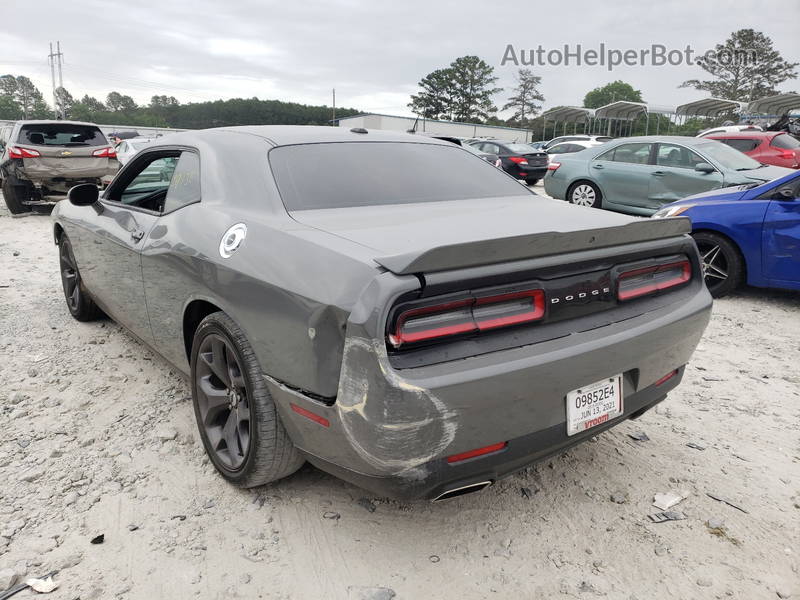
[776,186,796,200]
[695,162,715,174]
[68,183,100,207]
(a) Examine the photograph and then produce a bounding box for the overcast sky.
[1,0,797,119]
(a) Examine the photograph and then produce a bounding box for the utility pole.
[47,42,65,119]
[332,88,336,126]
[48,42,57,119]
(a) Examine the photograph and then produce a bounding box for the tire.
[568,181,602,208]
[526,178,540,186]
[691,231,744,298]
[2,178,32,215]
[58,234,103,321]
[190,312,304,488]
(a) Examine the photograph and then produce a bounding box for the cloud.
[0,0,796,117]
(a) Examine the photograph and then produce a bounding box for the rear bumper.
[543,171,569,199]
[509,165,547,180]
[267,281,712,500]
[304,376,674,500]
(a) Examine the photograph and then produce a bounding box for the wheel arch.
[691,227,749,282]
[53,222,65,245]
[183,299,225,363]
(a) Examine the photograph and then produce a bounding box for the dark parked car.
[411,132,500,167]
[653,170,800,297]
[0,120,119,214]
[704,132,800,170]
[468,139,548,185]
[52,126,711,501]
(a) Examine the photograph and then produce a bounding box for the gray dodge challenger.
[52,126,712,501]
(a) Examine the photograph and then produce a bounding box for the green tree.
[150,95,179,108]
[681,29,798,101]
[449,55,502,122]
[408,68,455,120]
[70,95,107,121]
[583,80,643,108]
[502,68,544,127]
[106,91,137,112]
[13,76,50,118]
[0,74,18,98]
[55,86,74,118]
[0,94,20,119]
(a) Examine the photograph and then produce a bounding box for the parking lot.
[1,195,798,600]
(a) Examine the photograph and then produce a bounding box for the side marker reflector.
[290,403,330,427]
[654,369,679,386]
[447,441,508,464]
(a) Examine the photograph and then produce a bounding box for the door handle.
[651,171,665,176]
[592,164,603,169]
[130,228,145,242]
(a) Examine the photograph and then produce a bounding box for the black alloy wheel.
[195,332,252,471]
[692,231,743,298]
[190,312,304,487]
[58,235,102,321]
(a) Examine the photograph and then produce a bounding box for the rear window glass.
[721,138,760,152]
[18,124,107,147]
[771,134,800,150]
[270,142,529,211]
[505,143,536,153]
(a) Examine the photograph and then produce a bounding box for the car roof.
[604,136,724,146]
[705,131,781,140]
[14,120,103,128]
[155,125,451,148]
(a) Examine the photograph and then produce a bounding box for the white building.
[335,113,533,143]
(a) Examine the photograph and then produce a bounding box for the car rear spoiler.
[375,217,691,275]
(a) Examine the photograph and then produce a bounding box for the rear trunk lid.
[17,144,113,180]
[289,195,690,274]
[519,151,548,168]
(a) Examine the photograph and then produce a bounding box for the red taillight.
[447,441,507,464]
[474,290,545,331]
[290,403,329,427]
[92,147,116,158]
[776,149,795,159]
[389,289,545,348]
[508,156,528,165]
[654,369,679,386]
[8,146,40,159]
[617,259,691,301]
[547,161,561,171]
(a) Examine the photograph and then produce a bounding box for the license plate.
[566,375,623,436]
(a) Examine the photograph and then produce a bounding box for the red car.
[705,131,800,169]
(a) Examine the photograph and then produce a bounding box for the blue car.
[653,170,800,297]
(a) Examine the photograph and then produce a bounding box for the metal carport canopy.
[745,92,800,116]
[593,101,648,120]
[675,97,744,117]
[540,106,594,123]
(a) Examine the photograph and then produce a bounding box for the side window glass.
[605,143,652,164]
[483,143,501,154]
[116,156,179,208]
[163,152,201,213]
[656,144,704,169]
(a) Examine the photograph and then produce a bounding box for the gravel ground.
[1,195,799,600]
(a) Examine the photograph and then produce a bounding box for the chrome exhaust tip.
[432,480,492,502]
